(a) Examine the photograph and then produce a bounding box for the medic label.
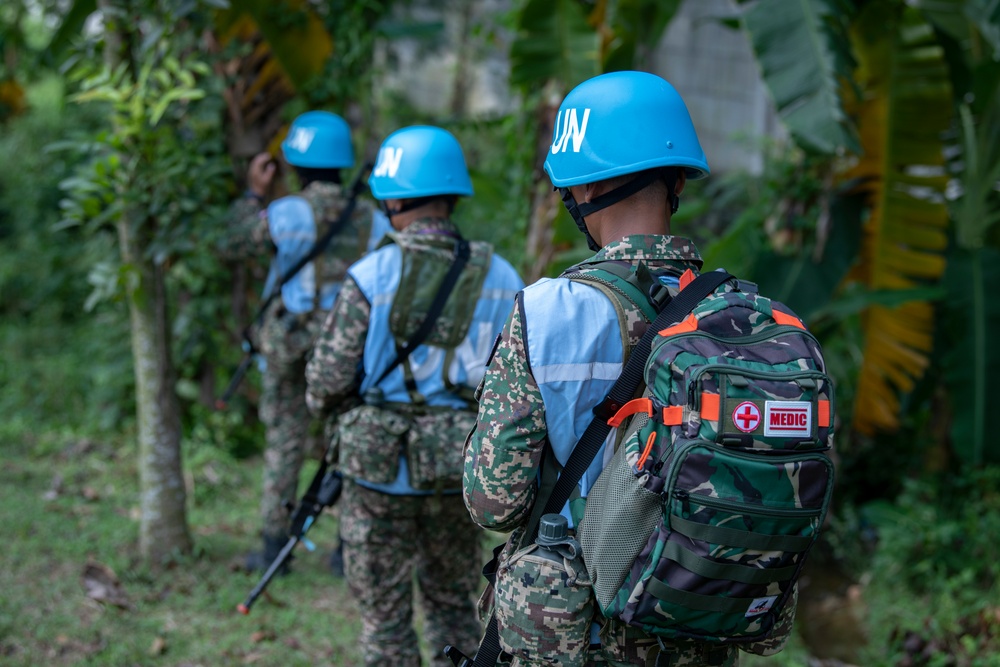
[764,401,812,438]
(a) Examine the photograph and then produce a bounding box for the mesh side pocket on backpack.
[580,433,663,612]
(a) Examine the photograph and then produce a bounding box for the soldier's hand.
[248,152,277,198]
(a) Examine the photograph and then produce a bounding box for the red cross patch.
[732,401,761,433]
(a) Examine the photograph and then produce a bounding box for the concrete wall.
[378,0,783,174]
[652,0,784,174]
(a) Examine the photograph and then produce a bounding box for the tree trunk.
[118,217,193,561]
[101,0,192,562]
[524,93,563,283]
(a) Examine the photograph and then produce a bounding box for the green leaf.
[510,0,600,91]
[602,0,683,71]
[741,0,861,155]
[965,0,1000,55]
[46,0,98,60]
[942,247,1000,465]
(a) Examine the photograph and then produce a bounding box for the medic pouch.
[494,515,594,667]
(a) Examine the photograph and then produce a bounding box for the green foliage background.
[1,0,1000,665]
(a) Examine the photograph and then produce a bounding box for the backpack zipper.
[672,489,823,518]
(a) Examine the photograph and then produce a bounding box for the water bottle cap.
[536,513,568,546]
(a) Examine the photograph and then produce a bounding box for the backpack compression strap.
[455,269,733,667]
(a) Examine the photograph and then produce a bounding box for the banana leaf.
[942,247,1000,465]
[843,4,952,435]
[510,0,600,91]
[738,0,860,155]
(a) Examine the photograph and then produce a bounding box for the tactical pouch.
[388,233,491,349]
[494,537,594,667]
[335,405,409,484]
[405,410,475,491]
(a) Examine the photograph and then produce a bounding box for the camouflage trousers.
[258,306,326,539]
[341,480,483,666]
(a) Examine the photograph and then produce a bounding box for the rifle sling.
[246,164,372,343]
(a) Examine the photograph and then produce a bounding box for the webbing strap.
[372,239,471,388]
[669,514,813,552]
[646,578,762,615]
[662,541,797,585]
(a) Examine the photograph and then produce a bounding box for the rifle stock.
[237,463,343,614]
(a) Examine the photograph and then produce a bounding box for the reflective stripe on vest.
[350,241,523,408]
[521,277,624,526]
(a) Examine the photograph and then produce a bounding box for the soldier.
[305,125,524,666]
[221,110,376,572]
[463,72,798,666]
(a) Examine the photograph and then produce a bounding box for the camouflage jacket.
[463,235,794,664]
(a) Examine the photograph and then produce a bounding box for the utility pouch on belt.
[405,410,475,491]
[494,514,594,667]
[335,404,408,484]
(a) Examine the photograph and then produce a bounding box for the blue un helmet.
[280,111,355,168]
[543,71,709,250]
[368,126,474,201]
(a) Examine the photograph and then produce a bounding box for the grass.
[0,424,822,667]
[0,429,364,667]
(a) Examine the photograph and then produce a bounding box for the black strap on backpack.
[447,269,733,667]
[371,238,471,388]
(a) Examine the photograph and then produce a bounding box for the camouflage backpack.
[571,265,836,645]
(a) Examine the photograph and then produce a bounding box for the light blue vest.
[520,278,623,526]
[263,199,389,313]
[349,237,523,494]
[521,272,683,526]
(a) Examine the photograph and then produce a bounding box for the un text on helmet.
[550,108,591,154]
[374,147,405,178]
[287,127,316,153]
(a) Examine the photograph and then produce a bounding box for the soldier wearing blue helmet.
[463,72,798,666]
[221,110,385,575]
[305,125,524,665]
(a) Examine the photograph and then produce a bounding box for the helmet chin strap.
[558,169,680,252]
[381,198,432,220]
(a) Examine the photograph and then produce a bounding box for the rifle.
[237,455,344,615]
[443,646,475,666]
[217,162,373,409]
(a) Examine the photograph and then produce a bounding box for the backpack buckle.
[648,283,672,311]
[592,396,622,422]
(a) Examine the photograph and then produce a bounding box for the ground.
[0,429,816,667]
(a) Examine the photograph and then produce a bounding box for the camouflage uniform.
[222,181,374,543]
[306,217,508,666]
[464,235,796,667]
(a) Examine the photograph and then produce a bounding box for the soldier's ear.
[675,170,687,196]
